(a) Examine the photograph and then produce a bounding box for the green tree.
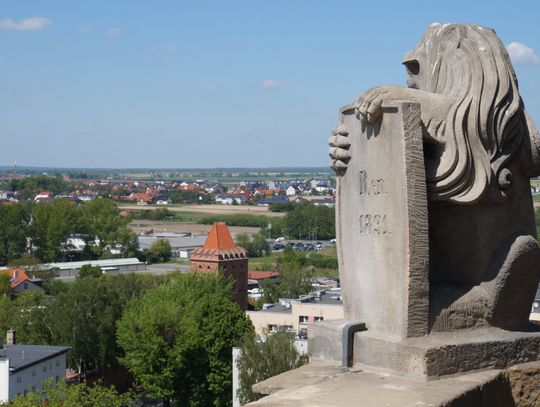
[146,238,172,264]
[262,248,313,303]
[78,264,102,279]
[236,232,270,258]
[0,203,31,265]
[237,331,308,405]
[117,273,254,407]
[0,291,52,345]
[284,203,335,240]
[47,274,165,377]
[6,175,72,199]
[0,273,10,296]
[79,199,138,259]
[31,200,78,262]
[9,379,137,407]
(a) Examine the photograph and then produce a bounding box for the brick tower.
[190,222,248,311]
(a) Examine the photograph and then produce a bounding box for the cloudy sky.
[1,0,540,168]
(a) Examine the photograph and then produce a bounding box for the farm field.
[119,203,286,217]
[129,219,260,236]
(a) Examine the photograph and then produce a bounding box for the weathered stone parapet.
[244,360,540,407]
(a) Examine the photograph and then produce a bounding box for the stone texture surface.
[308,319,348,363]
[245,361,540,407]
[507,362,540,407]
[334,101,429,339]
[353,326,540,380]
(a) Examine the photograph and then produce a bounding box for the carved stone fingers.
[356,87,389,124]
[329,125,351,174]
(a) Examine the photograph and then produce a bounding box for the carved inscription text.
[359,170,389,236]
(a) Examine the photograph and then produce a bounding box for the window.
[49,363,52,370]
[23,390,27,396]
[268,324,277,333]
[56,360,60,367]
[43,366,47,372]
[16,376,21,383]
[314,316,324,322]
[55,376,59,384]
[299,315,309,324]
[32,370,36,377]
[24,283,28,289]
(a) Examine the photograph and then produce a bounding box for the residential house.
[1,269,44,295]
[0,333,69,403]
[286,186,296,197]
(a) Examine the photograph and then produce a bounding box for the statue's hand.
[329,124,351,174]
[355,86,393,124]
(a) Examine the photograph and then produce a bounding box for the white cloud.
[76,25,91,33]
[166,44,176,53]
[104,27,122,37]
[0,17,52,31]
[506,42,540,64]
[261,79,283,90]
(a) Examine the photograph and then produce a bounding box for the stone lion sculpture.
[330,23,540,331]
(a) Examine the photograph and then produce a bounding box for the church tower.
[190,222,248,311]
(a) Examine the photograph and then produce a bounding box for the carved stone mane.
[411,24,525,203]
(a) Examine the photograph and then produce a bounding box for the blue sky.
[1,0,540,168]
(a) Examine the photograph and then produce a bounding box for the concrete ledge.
[310,320,540,380]
[244,361,540,407]
[353,327,540,379]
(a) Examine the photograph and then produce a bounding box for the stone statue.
[243,25,540,405]
[329,23,540,333]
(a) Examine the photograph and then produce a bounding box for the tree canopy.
[0,199,140,266]
[236,231,270,258]
[237,331,308,405]
[146,238,172,264]
[9,380,137,407]
[117,273,254,407]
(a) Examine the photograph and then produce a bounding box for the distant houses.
[0,268,44,295]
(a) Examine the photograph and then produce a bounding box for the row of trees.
[1,271,259,407]
[3,175,72,199]
[9,381,137,407]
[0,199,138,265]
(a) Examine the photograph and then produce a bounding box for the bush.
[236,232,271,258]
[237,331,308,405]
[146,238,172,264]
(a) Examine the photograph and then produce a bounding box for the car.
[274,237,285,242]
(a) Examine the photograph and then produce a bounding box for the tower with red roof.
[190,222,248,310]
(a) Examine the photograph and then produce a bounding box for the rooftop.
[191,222,248,258]
[2,344,69,372]
[47,257,144,270]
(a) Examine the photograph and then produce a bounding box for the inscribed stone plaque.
[336,101,429,338]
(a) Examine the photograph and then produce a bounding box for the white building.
[246,290,344,340]
[286,186,296,197]
[0,340,69,403]
[47,258,146,278]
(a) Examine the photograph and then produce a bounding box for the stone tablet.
[335,101,429,338]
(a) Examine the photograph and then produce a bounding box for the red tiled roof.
[128,193,153,202]
[1,268,30,289]
[191,222,248,258]
[204,222,236,250]
[248,271,280,280]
